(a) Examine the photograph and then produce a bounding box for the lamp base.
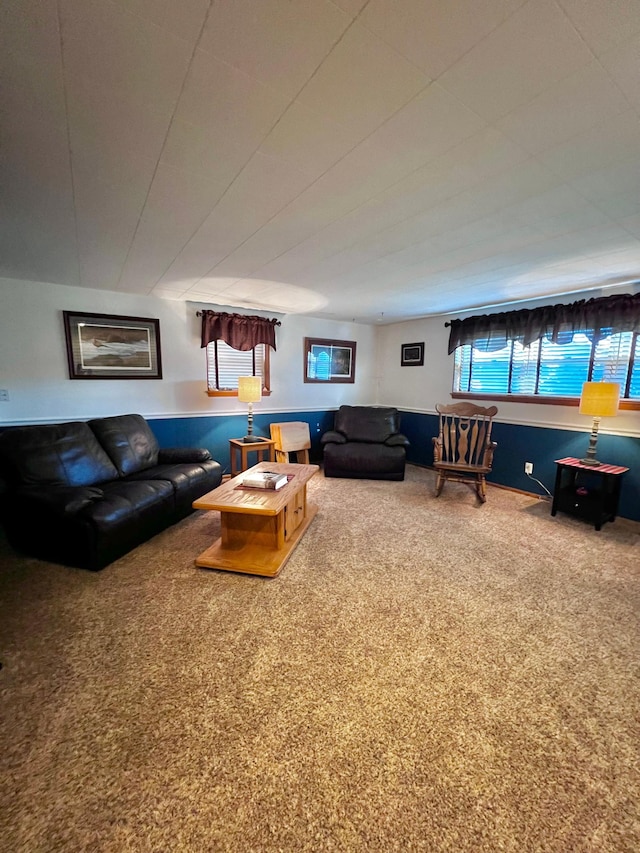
[241,435,268,443]
[580,417,603,467]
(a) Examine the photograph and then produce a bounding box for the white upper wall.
[2,275,638,438]
[0,277,377,424]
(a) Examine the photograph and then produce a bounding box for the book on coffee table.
[241,471,289,490]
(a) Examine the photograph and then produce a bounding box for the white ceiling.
[3,0,640,324]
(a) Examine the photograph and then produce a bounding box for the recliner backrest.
[333,406,400,443]
[90,414,159,477]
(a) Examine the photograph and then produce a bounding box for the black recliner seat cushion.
[323,442,406,480]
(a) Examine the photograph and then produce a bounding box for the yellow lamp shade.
[579,382,620,417]
[237,375,262,403]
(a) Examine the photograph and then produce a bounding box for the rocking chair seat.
[433,461,492,473]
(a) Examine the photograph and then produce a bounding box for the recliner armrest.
[158,447,212,464]
[384,433,410,448]
[320,431,347,445]
[16,484,104,516]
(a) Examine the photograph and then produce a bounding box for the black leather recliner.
[0,414,222,570]
[321,406,409,480]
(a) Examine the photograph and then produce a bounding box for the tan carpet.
[1,465,639,852]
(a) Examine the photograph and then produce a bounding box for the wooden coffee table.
[192,461,319,577]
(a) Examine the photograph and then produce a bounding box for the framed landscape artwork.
[63,311,162,379]
[401,342,424,366]
[304,337,356,384]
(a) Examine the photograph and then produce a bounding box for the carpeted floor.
[1,465,639,852]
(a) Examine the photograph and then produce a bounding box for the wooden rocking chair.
[432,403,498,503]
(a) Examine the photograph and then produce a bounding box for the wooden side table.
[229,438,276,476]
[551,457,629,530]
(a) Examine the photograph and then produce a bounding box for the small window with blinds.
[206,340,271,396]
[453,330,640,402]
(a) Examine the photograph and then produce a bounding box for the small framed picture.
[63,311,162,379]
[401,342,424,366]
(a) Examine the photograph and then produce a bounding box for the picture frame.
[304,337,356,384]
[63,311,162,379]
[401,342,424,366]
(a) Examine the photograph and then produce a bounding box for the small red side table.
[551,457,629,530]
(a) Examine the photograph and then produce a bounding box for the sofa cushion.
[16,484,105,516]
[126,461,214,495]
[334,406,400,443]
[0,422,118,487]
[90,414,159,476]
[89,479,175,528]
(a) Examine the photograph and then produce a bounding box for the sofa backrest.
[0,421,118,488]
[90,414,159,477]
[334,406,400,443]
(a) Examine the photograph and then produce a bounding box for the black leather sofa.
[321,406,409,480]
[0,414,222,570]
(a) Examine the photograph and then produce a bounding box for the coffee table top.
[193,461,319,515]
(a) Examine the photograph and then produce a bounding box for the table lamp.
[578,381,620,466]
[237,376,262,442]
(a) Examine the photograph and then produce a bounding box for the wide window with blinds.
[453,330,640,403]
[206,341,271,396]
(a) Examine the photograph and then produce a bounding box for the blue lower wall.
[399,410,640,523]
[148,410,335,476]
[149,409,639,522]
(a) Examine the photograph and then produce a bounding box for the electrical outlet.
[524,462,533,475]
[0,389,9,402]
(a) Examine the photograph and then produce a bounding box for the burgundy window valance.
[199,310,281,351]
[446,292,640,354]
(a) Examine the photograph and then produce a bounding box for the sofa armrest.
[16,484,104,517]
[384,433,410,448]
[158,447,212,464]
[320,431,347,446]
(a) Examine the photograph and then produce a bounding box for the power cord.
[526,472,552,498]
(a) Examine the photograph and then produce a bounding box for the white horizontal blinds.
[510,341,538,394]
[537,333,591,396]
[629,334,640,399]
[453,346,472,392]
[206,341,264,391]
[592,331,632,387]
[468,339,511,393]
[454,330,640,399]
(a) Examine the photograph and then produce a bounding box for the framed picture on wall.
[304,337,356,383]
[401,342,424,366]
[63,311,162,379]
